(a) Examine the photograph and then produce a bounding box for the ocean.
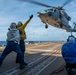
[0,41,46,46]
[0,41,63,46]
[0,41,41,46]
[0,41,7,46]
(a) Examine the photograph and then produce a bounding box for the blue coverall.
[0,41,24,68]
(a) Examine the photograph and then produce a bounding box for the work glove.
[30,15,33,19]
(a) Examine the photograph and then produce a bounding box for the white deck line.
[35,57,58,75]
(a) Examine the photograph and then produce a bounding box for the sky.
[0,0,76,41]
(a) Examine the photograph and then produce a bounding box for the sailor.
[61,35,76,69]
[16,15,33,65]
[0,23,25,69]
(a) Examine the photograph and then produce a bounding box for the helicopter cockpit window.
[50,9,53,12]
[45,9,54,12]
[54,9,56,12]
[45,9,54,16]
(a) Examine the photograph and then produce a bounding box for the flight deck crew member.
[0,23,25,69]
[16,15,33,64]
[61,35,76,69]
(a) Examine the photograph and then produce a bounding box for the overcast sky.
[0,0,76,41]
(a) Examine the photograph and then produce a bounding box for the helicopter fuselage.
[37,9,71,31]
[38,12,61,28]
[18,0,74,32]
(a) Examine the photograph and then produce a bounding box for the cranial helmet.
[67,35,76,42]
[10,22,16,29]
[17,21,23,27]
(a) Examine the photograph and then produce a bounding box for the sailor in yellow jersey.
[16,15,33,65]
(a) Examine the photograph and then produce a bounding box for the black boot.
[24,62,28,66]
[16,59,19,63]
[20,65,25,69]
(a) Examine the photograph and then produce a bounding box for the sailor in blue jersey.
[61,35,76,68]
[0,22,25,69]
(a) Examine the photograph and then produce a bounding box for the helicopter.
[18,0,76,32]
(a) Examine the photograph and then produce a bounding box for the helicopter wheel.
[60,23,63,28]
[45,24,48,29]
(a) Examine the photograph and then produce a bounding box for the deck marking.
[35,57,58,75]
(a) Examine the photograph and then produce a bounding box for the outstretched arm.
[22,15,33,29]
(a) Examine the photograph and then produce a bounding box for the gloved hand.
[30,15,33,19]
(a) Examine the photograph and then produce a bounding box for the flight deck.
[0,42,76,75]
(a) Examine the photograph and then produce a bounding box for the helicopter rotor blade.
[18,0,56,8]
[62,0,73,7]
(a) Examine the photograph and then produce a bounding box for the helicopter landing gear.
[60,23,63,28]
[45,24,48,29]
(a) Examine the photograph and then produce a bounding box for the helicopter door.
[53,9,60,20]
[49,9,60,21]
[60,11,70,27]
[64,11,71,21]
[48,9,60,21]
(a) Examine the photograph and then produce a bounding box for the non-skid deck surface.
[0,42,76,75]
